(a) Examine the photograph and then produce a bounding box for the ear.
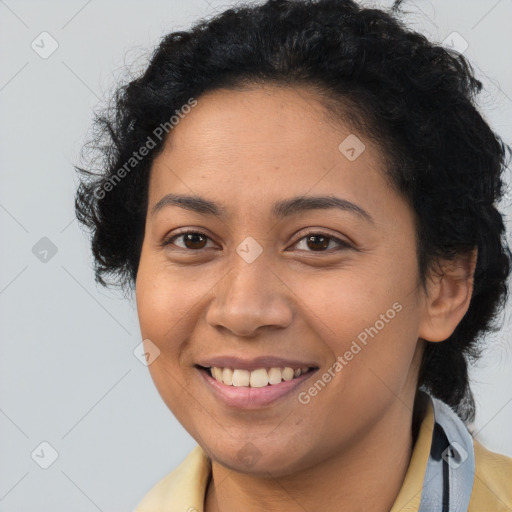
[418,248,478,342]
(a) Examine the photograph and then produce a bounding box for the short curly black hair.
[75,0,511,425]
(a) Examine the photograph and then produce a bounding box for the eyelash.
[160,230,353,253]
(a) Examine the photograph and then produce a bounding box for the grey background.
[0,0,511,511]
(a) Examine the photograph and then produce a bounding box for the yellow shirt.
[134,400,512,511]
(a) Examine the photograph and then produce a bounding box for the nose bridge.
[205,244,293,337]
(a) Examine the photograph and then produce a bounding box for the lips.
[195,355,320,408]
[197,364,319,408]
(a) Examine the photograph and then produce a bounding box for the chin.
[209,441,308,477]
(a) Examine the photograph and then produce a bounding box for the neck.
[204,396,424,512]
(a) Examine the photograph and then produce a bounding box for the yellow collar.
[389,398,434,512]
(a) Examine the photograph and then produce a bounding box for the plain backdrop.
[1,0,511,511]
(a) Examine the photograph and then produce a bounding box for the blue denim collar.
[418,391,475,512]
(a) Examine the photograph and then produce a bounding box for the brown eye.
[292,232,352,252]
[162,231,213,251]
[305,235,330,251]
[161,230,352,254]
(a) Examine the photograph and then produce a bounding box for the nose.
[205,254,293,338]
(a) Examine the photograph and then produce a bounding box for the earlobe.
[418,248,478,343]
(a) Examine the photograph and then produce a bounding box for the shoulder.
[134,445,211,512]
[469,438,512,511]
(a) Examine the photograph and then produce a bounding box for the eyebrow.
[150,193,374,224]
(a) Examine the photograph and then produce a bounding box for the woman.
[74,0,512,510]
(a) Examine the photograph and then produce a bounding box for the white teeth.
[232,369,250,387]
[282,367,295,381]
[268,367,283,385]
[249,368,269,388]
[208,366,310,387]
[222,367,233,386]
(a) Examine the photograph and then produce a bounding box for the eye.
[161,231,215,251]
[291,231,353,253]
[161,230,353,253]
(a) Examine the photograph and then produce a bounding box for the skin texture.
[135,84,477,512]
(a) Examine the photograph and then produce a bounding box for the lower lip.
[197,367,317,409]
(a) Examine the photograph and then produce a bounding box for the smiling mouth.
[196,365,318,387]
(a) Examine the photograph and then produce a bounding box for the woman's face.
[136,84,429,476]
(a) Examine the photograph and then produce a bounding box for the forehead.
[148,84,393,218]
[164,84,357,158]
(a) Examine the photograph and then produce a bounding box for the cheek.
[136,269,200,418]
[299,252,421,391]
[299,258,415,340]
[136,257,203,341]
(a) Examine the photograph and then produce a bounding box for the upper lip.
[196,356,319,371]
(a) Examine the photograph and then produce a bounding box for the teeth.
[268,367,283,385]
[212,367,223,381]
[282,367,294,381]
[208,366,310,387]
[249,368,269,387]
[232,369,250,386]
[222,367,233,386]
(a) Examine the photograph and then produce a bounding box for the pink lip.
[197,367,318,409]
[196,355,318,372]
